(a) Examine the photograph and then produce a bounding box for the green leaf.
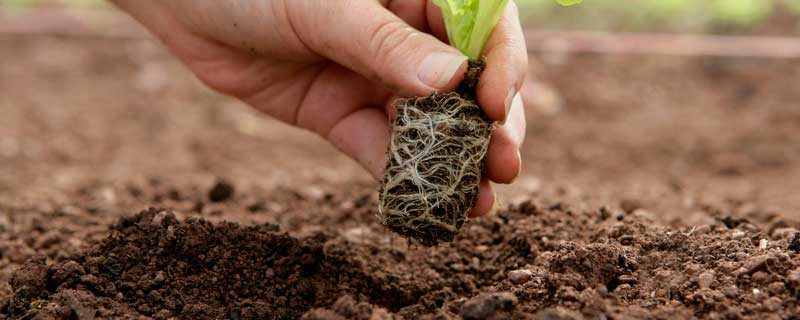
[711,0,771,25]
[434,0,585,59]
[555,0,582,6]
[433,0,509,60]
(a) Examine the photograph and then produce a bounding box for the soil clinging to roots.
[379,61,494,246]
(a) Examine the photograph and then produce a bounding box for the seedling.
[378,0,580,245]
[378,0,510,246]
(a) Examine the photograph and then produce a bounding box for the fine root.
[378,91,493,246]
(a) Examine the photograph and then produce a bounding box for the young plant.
[435,0,510,60]
[379,0,580,246]
[378,0,510,246]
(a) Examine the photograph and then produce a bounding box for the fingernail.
[510,150,522,183]
[501,90,521,125]
[418,52,467,89]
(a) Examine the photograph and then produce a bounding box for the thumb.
[290,0,467,96]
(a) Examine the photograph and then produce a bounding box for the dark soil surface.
[5,203,800,319]
[2,21,800,319]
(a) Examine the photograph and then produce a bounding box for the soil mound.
[4,208,372,319]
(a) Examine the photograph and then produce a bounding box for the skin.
[112,0,528,217]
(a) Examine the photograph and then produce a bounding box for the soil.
[5,203,800,319]
[2,19,800,320]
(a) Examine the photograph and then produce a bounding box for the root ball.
[378,65,493,245]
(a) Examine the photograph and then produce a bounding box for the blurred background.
[4,0,800,33]
[522,0,800,34]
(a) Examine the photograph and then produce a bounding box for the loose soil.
[5,204,800,319]
[2,21,800,319]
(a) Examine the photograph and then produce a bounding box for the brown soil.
[5,204,800,319]
[2,24,800,320]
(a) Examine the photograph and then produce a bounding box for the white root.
[378,92,493,245]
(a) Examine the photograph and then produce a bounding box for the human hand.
[112,0,527,217]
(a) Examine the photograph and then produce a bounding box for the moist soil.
[5,204,800,319]
[2,26,800,319]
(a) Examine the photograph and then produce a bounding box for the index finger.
[476,0,528,123]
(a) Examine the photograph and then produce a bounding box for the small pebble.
[153,271,166,285]
[764,297,782,312]
[722,285,739,298]
[152,210,170,224]
[460,292,518,320]
[697,271,715,289]
[767,282,786,295]
[759,239,769,250]
[507,269,533,285]
[737,254,768,276]
[752,271,769,283]
[789,268,800,283]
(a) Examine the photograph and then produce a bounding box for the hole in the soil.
[606,277,622,292]
[721,216,748,229]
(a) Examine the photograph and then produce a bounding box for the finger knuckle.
[367,19,415,67]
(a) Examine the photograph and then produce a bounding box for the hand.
[112,0,527,217]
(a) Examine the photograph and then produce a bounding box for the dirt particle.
[737,254,769,276]
[49,260,85,289]
[208,179,235,202]
[10,255,49,295]
[767,282,786,295]
[63,292,96,320]
[697,271,715,289]
[620,234,636,246]
[507,269,533,285]
[151,210,172,225]
[302,296,394,320]
[789,232,800,253]
[722,285,740,298]
[759,239,769,250]
[771,228,798,240]
[460,292,517,320]
[534,307,582,320]
[557,286,580,300]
